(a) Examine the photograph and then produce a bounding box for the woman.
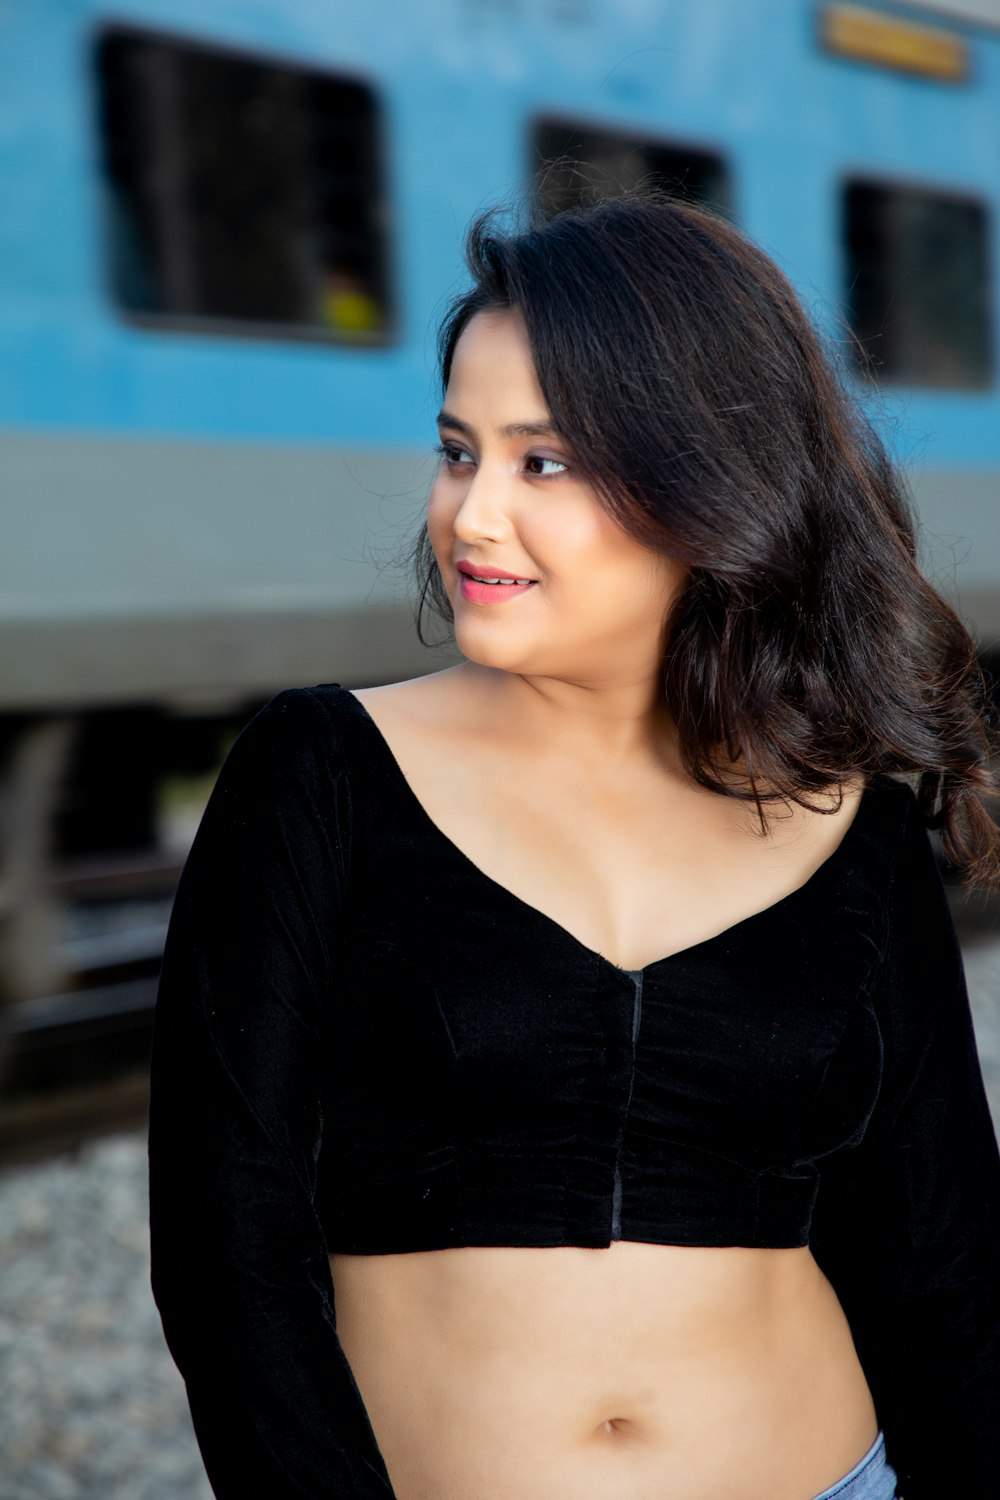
[149,191,1000,1500]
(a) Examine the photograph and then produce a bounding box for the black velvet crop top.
[148,684,1000,1499]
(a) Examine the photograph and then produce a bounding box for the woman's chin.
[452,621,535,675]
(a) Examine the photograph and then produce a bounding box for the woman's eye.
[434,442,567,478]
[525,455,568,478]
[435,441,474,467]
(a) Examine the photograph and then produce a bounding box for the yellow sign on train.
[820,3,969,82]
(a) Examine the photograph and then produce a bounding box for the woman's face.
[427,307,688,686]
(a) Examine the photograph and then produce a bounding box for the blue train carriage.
[0,0,997,1056]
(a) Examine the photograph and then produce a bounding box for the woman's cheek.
[426,486,457,580]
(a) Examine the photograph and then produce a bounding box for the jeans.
[809,1431,899,1500]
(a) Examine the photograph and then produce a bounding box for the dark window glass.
[843,181,992,387]
[533,118,732,219]
[95,27,392,341]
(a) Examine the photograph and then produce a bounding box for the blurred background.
[1,0,999,1495]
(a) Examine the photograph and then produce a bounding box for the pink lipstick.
[456,560,537,606]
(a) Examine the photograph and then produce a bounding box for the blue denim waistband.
[809,1431,899,1500]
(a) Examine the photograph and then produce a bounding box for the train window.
[94,26,392,341]
[533,118,732,218]
[843,180,992,387]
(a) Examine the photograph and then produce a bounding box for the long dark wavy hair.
[413,188,1000,890]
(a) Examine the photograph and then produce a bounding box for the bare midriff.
[329,1239,878,1500]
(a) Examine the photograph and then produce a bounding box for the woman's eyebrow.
[435,408,557,439]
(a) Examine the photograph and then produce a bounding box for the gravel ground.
[0,1135,211,1500]
[2,936,999,1500]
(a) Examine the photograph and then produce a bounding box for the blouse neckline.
[334,683,889,978]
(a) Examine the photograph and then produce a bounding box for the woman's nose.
[451,465,514,543]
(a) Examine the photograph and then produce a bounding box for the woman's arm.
[810,792,1000,1498]
[148,688,395,1498]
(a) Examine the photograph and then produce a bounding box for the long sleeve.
[810,795,1000,1496]
[148,688,395,1498]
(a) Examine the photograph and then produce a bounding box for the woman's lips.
[456,561,537,605]
[459,576,537,605]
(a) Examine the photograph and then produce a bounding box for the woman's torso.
[330,1241,876,1500]
[332,670,877,1500]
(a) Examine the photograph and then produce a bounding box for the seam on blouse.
[197,988,328,1229]
[744,885,890,1180]
[425,978,464,1238]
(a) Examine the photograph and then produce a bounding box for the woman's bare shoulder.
[350,666,488,734]
[747,773,869,875]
